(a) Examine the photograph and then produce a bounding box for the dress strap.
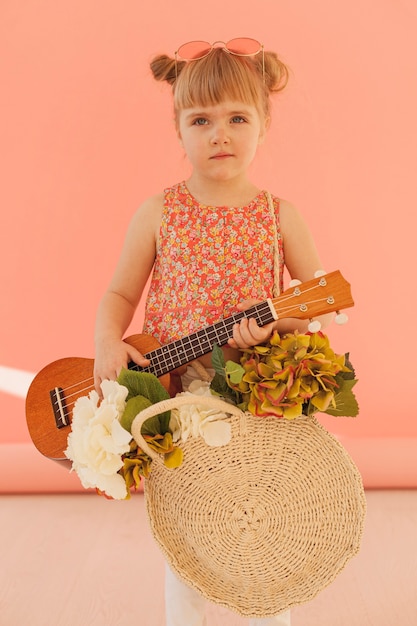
[265,191,283,297]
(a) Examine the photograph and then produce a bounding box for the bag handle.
[131,395,244,461]
[265,190,284,297]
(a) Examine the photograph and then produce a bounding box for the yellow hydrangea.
[225,331,355,419]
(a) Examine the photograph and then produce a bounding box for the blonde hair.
[150,47,288,121]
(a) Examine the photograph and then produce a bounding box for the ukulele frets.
[140,303,276,379]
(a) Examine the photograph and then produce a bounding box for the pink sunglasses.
[174,38,264,79]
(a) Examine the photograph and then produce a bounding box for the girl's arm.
[228,199,333,348]
[93,194,163,390]
[274,199,334,332]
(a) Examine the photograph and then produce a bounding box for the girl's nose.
[210,124,230,145]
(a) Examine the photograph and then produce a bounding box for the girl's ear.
[175,118,183,146]
[258,116,270,145]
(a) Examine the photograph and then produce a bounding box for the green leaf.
[210,371,230,396]
[324,379,359,417]
[211,344,226,376]
[141,415,168,437]
[120,395,152,433]
[117,369,170,403]
[225,360,245,385]
[117,369,171,433]
[210,371,243,407]
[340,354,356,380]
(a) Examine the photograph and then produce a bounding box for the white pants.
[165,565,291,626]
[166,366,291,625]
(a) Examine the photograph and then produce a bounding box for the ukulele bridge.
[49,387,69,429]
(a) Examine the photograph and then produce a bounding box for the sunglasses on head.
[174,38,264,79]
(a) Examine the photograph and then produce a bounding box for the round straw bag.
[131,395,366,618]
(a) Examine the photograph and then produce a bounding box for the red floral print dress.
[142,182,284,344]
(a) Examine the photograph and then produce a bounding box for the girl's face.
[176,100,267,184]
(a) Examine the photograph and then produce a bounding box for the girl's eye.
[193,118,208,126]
[231,116,246,123]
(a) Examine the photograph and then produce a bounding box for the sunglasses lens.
[226,37,261,55]
[177,40,212,60]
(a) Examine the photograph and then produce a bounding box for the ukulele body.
[25,334,171,461]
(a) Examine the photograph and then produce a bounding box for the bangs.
[174,49,265,114]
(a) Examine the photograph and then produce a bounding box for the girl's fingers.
[127,346,150,367]
[229,318,273,349]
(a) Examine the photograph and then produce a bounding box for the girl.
[94,38,329,626]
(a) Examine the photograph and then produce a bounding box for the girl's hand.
[227,300,276,350]
[93,339,150,394]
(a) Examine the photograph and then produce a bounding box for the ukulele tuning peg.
[314,269,327,278]
[289,278,302,287]
[335,311,349,325]
[308,319,322,333]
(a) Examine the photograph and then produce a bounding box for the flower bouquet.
[210,330,358,421]
[65,330,358,500]
[64,370,182,499]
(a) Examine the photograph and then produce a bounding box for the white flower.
[65,380,132,499]
[169,380,232,447]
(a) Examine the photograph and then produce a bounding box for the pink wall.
[1,1,417,485]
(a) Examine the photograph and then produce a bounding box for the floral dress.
[142,181,284,344]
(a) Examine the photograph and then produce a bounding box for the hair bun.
[150,54,182,86]
[262,51,289,94]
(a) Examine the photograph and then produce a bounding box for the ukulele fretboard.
[128,300,276,378]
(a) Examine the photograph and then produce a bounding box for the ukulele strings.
[272,282,325,308]
[274,295,332,316]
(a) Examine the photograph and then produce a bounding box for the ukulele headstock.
[271,270,354,325]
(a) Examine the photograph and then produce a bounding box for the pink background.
[1,0,416,489]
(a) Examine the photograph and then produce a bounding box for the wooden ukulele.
[26,270,354,461]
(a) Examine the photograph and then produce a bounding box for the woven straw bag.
[131,395,366,618]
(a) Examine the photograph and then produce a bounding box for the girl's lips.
[211,153,233,159]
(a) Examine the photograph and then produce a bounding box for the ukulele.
[26,270,354,461]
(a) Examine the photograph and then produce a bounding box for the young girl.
[94,38,329,626]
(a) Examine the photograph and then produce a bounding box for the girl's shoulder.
[274,197,304,225]
[131,192,165,222]
[270,195,295,212]
[125,193,165,244]
[136,192,165,215]
[268,194,298,219]
[133,183,182,218]
[268,196,313,244]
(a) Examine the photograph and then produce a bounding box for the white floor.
[0,490,416,626]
